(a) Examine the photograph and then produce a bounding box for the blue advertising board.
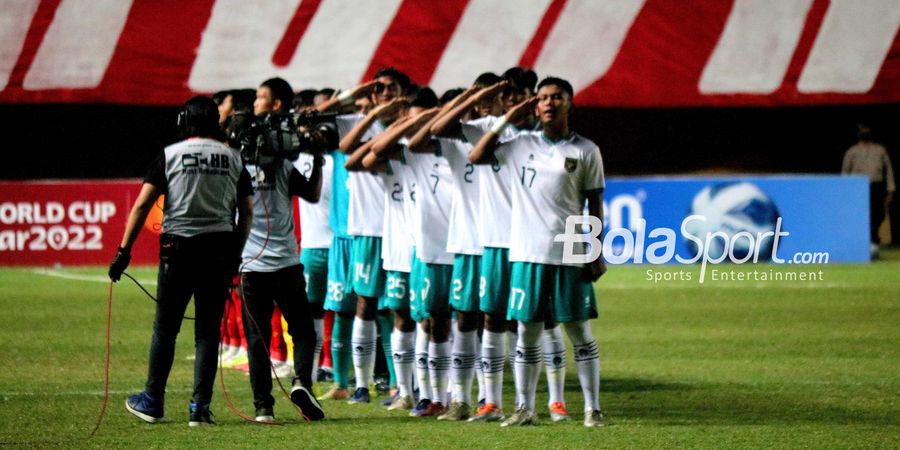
[601,175,870,264]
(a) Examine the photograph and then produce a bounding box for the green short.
[381,270,410,311]
[324,236,357,314]
[479,247,512,317]
[349,235,386,298]
[450,254,481,313]
[409,254,453,322]
[507,262,597,323]
[300,248,329,304]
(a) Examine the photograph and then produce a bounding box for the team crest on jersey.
[564,157,577,173]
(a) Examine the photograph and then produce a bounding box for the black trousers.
[145,232,232,405]
[871,182,887,244]
[241,264,316,410]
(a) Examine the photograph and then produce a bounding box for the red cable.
[88,282,113,437]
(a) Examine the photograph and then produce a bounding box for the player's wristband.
[490,116,509,135]
[337,90,354,106]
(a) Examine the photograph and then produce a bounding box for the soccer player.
[110,96,253,426]
[329,68,411,404]
[470,77,607,427]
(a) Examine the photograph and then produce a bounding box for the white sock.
[351,318,376,389]
[392,328,415,397]
[475,333,485,403]
[514,322,543,411]
[312,318,324,381]
[506,330,517,368]
[415,323,431,401]
[542,326,566,406]
[451,330,477,404]
[481,331,506,408]
[428,340,451,404]
[564,321,600,412]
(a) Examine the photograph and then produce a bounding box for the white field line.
[30,269,157,286]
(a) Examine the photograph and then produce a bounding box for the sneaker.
[125,392,164,423]
[584,409,606,427]
[500,406,537,427]
[254,406,275,423]
[387,394,415,411]
[409,399,432,417]
[188,401,215,427]
[347,387,370,404]
[317,386,350,401]
[437,401,471,421]
[548,401,571,422]
[418,401,447,417]
[290,383,325,421]
[469,403,504,422]
[316,366,334,383]
[271,361,293,380]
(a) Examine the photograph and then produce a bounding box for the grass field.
[1,253,898,449]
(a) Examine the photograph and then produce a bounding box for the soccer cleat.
[477,398,486,409]
[380,390,399,407]
[374,375,391,395]
[347,387,371,404]
[468,403,504,422]
[387,394,415,411]
[271,361,293,380]
[221,349,247,369]
[437,401,471,421]
[409,399,432,417]
[418,401,447,417]
[254,406,275,423]
[316,366,334,383]
[500,406,537,427]
[188,401,215,427]
[548,401,571,422]
[584,409,606,427]
[125,391,164,423]
[290,382,325,421]
[317,386,350,401]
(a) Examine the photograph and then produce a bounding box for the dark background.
[1,103,898,179]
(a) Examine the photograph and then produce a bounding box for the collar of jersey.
[540,130,576,146]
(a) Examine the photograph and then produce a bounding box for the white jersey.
[380,155,415,272]
[461,116,524,249]
[407,144,455,265]
[496,131,605,267]
[440,137,482,256]
[293,153,333,249]
[337,114,386,237]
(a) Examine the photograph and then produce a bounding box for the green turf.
[1,252,898,448]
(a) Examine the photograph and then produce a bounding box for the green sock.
[376,311,396,387]
[332,314,353,389]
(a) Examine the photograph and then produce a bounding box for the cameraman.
[237,77,325,422]
[110,96,253,427]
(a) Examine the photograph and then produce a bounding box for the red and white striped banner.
[1,0,899,107]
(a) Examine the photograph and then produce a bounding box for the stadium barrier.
[0,175,869,266]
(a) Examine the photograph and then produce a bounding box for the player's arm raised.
[430,82,505,137]
[469,96,537,164]
[339,97,408,154]
[344,140,378,172]
[384,107,441,155]
[316,80,378,113]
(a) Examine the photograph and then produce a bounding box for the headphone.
[176,107,191,136]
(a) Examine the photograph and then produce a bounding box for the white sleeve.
[582,144,605,192]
